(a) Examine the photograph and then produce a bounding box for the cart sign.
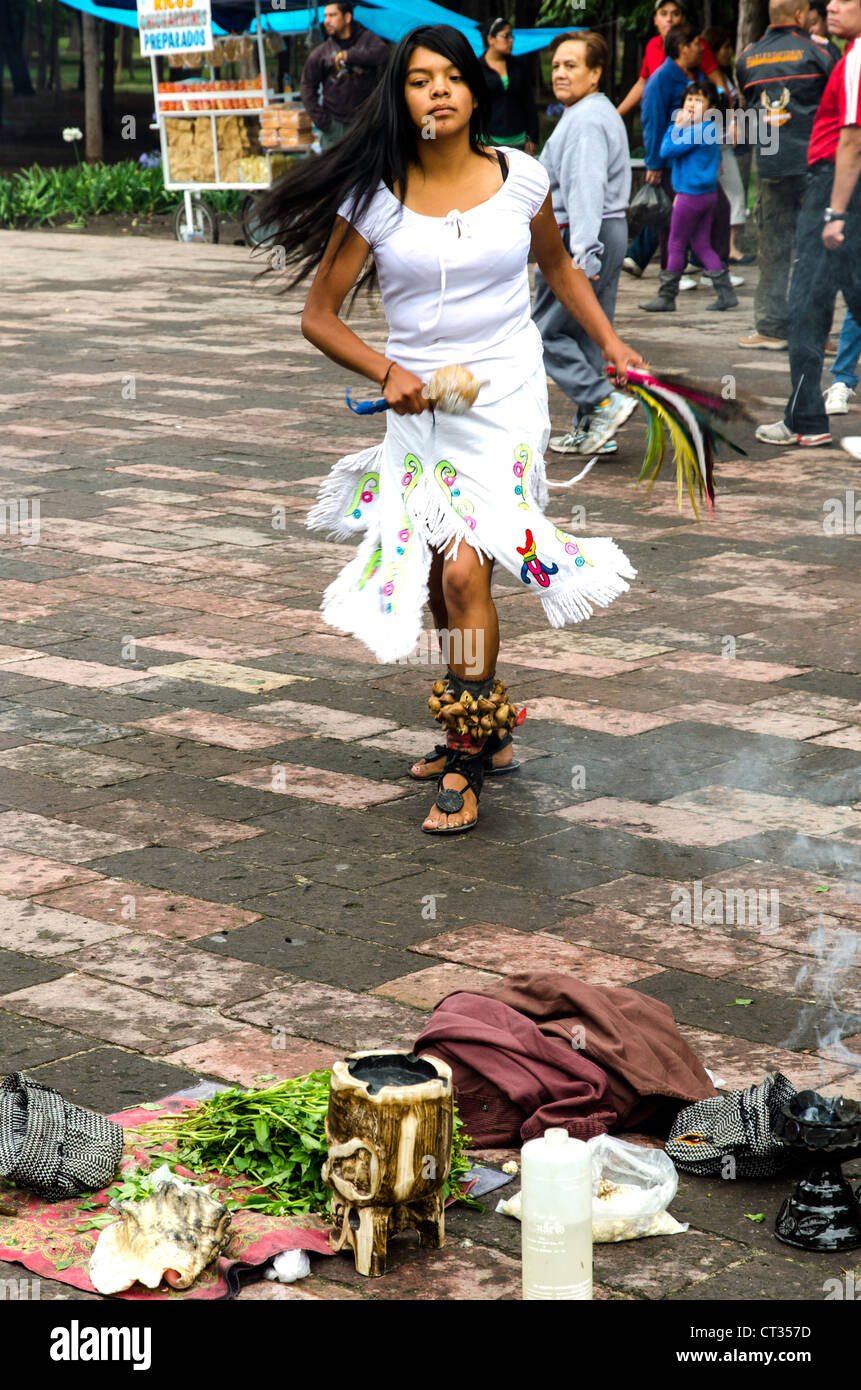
[137,0,213,57]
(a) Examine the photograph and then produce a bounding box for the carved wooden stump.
[322,1051,453,1278]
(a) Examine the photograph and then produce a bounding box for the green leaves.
[0,161,243,229]
[745,1212,766,1223]
[156,1070,475,1219]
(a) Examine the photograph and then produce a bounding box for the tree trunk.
[77,12,85,91]
[116,26,133,84]
[50,0,61,98]
[36,0,47,90]
[82,14,103,162]
[101,20,115,136]
[737,0,768,52]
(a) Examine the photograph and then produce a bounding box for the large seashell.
[88,1166,232,1294]
[426,365,489,415]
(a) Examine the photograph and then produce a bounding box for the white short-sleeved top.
[337,147,550,402]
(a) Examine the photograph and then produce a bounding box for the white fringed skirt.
[306,364,636,664]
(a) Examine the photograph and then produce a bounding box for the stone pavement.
[0,229,859,1303]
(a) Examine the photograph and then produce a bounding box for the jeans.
[626,223,659,270]
[831,308,861,391]
[754,174,806,338]
[666,192,723,274]
[719,146,747,227]
[320,118,349,149]
[533,218,628,422]
[784,162,861,435]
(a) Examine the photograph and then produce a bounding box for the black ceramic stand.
[774,1092,861,1253]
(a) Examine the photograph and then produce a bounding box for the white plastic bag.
[496,1136,688,1243]
[588,1135,688,1242]
[264,1249,311,1283]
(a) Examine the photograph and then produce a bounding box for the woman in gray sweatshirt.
[534,32,635,456]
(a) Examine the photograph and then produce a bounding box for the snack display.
[259,105,313,147]
[165,115,262,184]
[158,76,264,111]
[237,153,294,183]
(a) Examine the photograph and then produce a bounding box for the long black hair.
[253,25,491,298]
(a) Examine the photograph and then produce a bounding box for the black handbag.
[627,180,673,230]
[0,1072,124,1200]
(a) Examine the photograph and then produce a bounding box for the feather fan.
[610,366,751,519]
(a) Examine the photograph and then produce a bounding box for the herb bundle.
[145,1071,475,1218]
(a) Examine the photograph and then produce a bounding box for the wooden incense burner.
[322,1051,453,1278]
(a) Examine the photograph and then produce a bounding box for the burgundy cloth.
[416,994,616,1146]
[415,973,717,1147]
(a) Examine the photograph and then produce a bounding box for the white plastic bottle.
[521,1127,592,1300]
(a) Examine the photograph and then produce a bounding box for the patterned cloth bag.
[666,1072,798,1178]
[0,1072,124,1200]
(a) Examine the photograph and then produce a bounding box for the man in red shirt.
[617,1,720,118]
[756,0,861,447]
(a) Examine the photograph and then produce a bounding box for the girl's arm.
[301,217,429,415]
[530,196,645,383]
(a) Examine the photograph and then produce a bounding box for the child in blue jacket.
[641,81,738,313]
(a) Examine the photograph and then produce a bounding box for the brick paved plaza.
[0,228,859,1301]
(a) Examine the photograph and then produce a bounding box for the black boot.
[639,271,681,313]
[705,269,739,311]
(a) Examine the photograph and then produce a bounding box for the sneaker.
[701,273,744,288]
[737,332,788,350]
[622,257,643,278]
[548,428,619,455]
[755,420,832,447]
[575,392,638,452]
[841,437,861,460]
[824,382,856,415]
[678,275,697,291]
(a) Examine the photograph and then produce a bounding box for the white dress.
[307,146,636,663]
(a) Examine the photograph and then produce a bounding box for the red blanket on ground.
[415,973,717,1146]
[0,1094,333,1301]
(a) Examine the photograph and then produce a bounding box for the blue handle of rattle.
[345,389,389,415]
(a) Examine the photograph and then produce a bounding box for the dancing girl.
[255,24,646,835]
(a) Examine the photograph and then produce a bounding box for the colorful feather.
[610,366,749,518]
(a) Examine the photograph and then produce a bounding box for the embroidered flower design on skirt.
[305,365,637,664]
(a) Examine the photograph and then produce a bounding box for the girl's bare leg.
[410,546,512,780]
[423,544,498,831]
[408,542,511,783]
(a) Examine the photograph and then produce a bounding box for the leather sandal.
[422,746,485,835]
[482,728,520,776]
[408,743,449,781]
[410,735,519,780]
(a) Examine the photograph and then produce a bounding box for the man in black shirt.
[735,0,836,349]
[300,3,389,149]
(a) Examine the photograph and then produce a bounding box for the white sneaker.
[678,275,697,291]
[755,420,832,447]
[841,437,861,460]
[548,428,619,455]
[576,391,638,452]
[824,382,856,415]
[622,257,643,278]
[549,429,586,453]
[700,273,744,288]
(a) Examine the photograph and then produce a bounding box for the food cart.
[144,0,314,244]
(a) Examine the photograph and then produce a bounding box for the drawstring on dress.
[418,210,471,334]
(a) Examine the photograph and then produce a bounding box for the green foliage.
[0,161,241,228]
[155,1071,476,1219]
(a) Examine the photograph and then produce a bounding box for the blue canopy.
[56,0,576,52]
